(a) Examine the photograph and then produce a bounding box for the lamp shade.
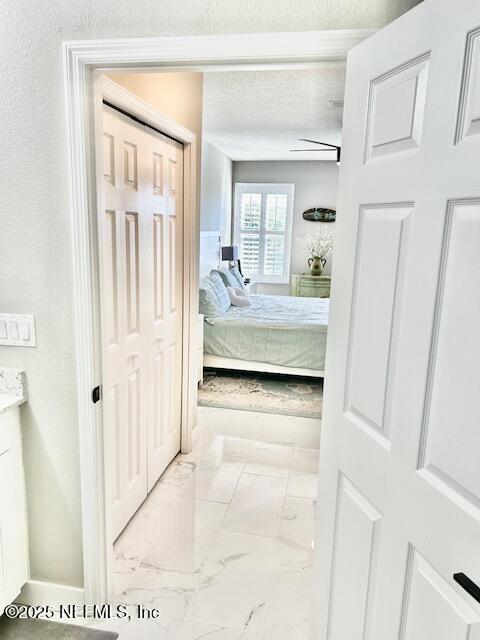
[221,245,239,261]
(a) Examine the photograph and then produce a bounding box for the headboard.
[199,231,221,278]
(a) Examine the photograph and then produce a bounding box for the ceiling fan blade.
[298,138,339,149]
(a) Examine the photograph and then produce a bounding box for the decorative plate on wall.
[303,207,336,222]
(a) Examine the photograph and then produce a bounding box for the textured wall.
[201,142,233,246]
[0,0,420,589]
[233,161,339,295]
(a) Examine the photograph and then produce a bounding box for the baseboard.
[16,579,85,608]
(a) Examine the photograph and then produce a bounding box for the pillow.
[229,266,246,290]
[210,267,238,289]
[230,286,248,298]
[199,272,231,318]
[227,286,251,307]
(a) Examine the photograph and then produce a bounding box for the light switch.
[9,321,19,340]
[19,322,30,341]
[0,314,37,347]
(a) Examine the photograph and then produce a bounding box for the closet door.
[146,125,184,491]
[101,105,183,539]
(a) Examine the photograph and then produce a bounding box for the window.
[234,183,295,283]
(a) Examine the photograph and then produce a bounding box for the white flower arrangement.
[304,229,334,259]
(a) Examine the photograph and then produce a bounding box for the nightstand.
[291,274,331,298]
[244,281,258,294]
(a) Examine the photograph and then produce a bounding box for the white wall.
[232,161,339,295]
[0,0,420,591]
[201,141,233,246]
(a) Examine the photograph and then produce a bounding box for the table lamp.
[221,245,242,275]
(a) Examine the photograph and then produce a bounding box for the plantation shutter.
[234,183,295,284]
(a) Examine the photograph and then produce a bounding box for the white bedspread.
[203,294,329,371]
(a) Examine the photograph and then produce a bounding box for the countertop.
[0,368,26,414]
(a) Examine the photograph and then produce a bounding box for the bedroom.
[198,66,340,410]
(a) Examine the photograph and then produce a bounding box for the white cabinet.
[0,406,28,615]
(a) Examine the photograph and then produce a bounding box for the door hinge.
[92,386,102,404]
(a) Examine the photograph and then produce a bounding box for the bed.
[199,232,329,378]
[203,293,329,377]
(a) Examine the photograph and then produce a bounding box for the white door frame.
[63,28,375,605]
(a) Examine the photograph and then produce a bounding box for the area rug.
[198,369,323,418]
[0,618,118,640]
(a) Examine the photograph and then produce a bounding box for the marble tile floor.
[89,406,320,640]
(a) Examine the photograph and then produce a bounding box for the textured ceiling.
[203,66,347,161]
[200,0,422,161]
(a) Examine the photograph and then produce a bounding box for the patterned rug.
[198,369,323,418]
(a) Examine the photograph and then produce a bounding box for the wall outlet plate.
[0,314,37,347]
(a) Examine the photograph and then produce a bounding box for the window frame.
[233,182,295,284]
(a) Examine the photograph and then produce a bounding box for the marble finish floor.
[91,406,320,639]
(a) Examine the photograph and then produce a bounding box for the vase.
[308,256,326,276]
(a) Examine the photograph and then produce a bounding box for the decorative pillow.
[230,286,248,298]
[199,273,231,318]
[227,286,251,307]
[229,266,246,290]
[210,267,239,289]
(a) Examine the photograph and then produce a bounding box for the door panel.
[327,475,382,640]
[101,110,147,539]
[365,54,430,161]
[401,549,480,640]
[419,200,480,503]
[345,203,412,443]
[125,212,139,334]
[101,106,183,539]
[456,28,480,143]
[153,214,164,319]
[146,129,184,491]
[312,2,480,638]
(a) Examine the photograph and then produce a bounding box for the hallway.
[111,406,320,638]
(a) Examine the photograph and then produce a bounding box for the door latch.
[92,386,102,404]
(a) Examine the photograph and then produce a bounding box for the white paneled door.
[313,1,480,639]
[101,106,184,539]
